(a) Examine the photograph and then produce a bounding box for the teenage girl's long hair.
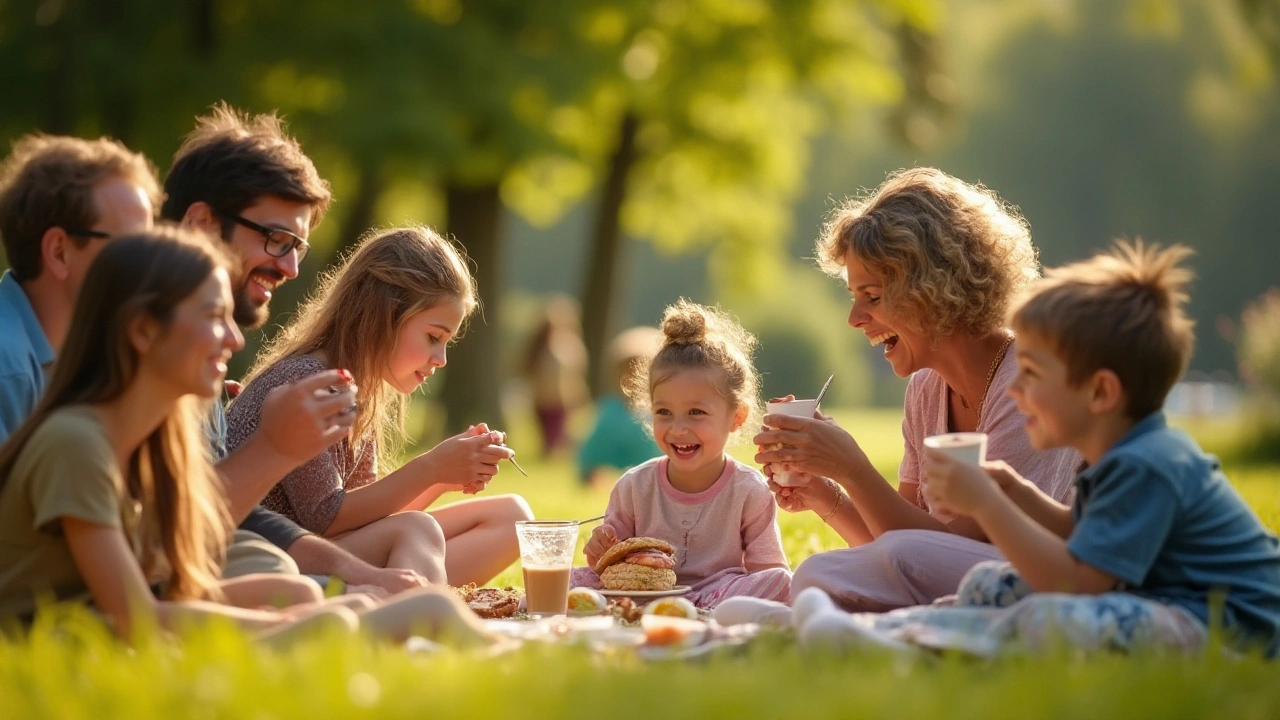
[0,227,234,602]
[244,226,476,467]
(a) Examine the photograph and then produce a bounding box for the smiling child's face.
[651,368,746,487]
[384,298,466,394]
[1007,331,1094,450]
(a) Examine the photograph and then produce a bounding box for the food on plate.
[567,587,608,616]
[454,585,523,619]
[643,596,698,619]
[640,614,707,649]
[594,537,677,591]
[608,597,644,625]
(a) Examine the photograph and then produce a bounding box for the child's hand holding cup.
[763,398,819,487]
[921,432,991,515]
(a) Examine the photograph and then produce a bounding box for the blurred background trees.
[1,0,1278,439]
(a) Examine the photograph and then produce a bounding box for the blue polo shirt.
[0,271,54,441]
[1067,412,1280,656]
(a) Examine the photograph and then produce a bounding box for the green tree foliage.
[510,0,944,395]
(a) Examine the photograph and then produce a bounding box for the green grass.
[3,407,1280,718]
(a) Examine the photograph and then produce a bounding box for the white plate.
[598,585,692,599]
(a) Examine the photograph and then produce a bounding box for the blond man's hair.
[1011,240,1196,420]
[624,299,763,440]
[0,134,160,281]
[245,226,477,467]
[816,167,1040,338]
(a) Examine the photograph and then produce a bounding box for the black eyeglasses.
[230,215,310,262]
[65,228,111,240]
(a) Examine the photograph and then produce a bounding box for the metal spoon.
[814,373,835,410]
[505,454,528,477]
[525,514,605,526]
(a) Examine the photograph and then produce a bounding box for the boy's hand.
[981,459,1029,494]
[584,525,619,569]
[922,449,1002,517]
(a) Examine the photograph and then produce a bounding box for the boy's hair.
[160,102,331,235]
[1011,240,1196,420]
[625,299,763,436]
[0,134,160,281]
[244,225,476,467]
[816,167,1040,338]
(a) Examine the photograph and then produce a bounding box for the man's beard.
[232,268,285,329]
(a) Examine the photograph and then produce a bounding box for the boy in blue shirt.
[791,241,1280,657]
[916,241,1280,656]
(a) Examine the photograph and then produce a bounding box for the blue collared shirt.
[1067,411,1280,656]
[0,271,54,442]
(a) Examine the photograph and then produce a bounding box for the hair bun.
[661,300,709,345]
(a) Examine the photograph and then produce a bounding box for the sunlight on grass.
[3,406,1279,718]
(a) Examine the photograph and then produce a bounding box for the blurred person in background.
[522,295,589,458]
[577,326,662,486]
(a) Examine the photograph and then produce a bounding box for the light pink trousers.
[792,529,1004,611]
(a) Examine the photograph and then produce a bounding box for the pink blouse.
[898,340,1081,523]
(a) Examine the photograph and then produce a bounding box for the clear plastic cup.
[764,398,819,487]
[922,432,988,466]
[515,520,579,617]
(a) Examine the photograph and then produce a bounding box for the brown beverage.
[522,565,572,616]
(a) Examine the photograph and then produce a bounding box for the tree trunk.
[335,162,383,258]
[192,0,217,58]
[580,111,641,398]
[439,183,506,433]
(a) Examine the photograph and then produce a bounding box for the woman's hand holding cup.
[754,407,868,485]
[767,472,835,515]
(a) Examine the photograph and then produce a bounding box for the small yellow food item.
[643,596,698,619]
[567,587,607,616]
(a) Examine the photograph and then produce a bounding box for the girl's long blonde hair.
[0,227,233,602]
[245,226,477,465]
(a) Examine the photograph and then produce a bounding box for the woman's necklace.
[958,333,1016,424]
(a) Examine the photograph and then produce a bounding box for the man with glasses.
[162,104,431,596]
[0,134,158,438]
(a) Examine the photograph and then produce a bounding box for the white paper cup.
[922,432,988,466]
[764,399,819,487]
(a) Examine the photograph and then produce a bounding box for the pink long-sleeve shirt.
[899,339,1082,523]
[601,456,790,592]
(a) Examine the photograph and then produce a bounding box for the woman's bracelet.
[820,479,845,522]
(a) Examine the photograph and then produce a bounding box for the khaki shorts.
[222,529,299,578]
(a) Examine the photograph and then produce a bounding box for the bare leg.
[356,586,498,647]
[257,606,358,649]
[219,573,322,609]
[429,494,533,586]
[330,512,448,584]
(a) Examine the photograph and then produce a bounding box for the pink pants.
[570,566,792,609]
[792,529,1005,611]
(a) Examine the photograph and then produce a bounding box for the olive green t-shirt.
[0,406,140,619]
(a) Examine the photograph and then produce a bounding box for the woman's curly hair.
[817,167,1041,338]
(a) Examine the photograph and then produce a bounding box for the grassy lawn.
[3,407,1279,718]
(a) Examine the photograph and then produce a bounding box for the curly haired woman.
[754,168,1080,611]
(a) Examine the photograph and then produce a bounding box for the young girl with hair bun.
[576,299,791,608]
